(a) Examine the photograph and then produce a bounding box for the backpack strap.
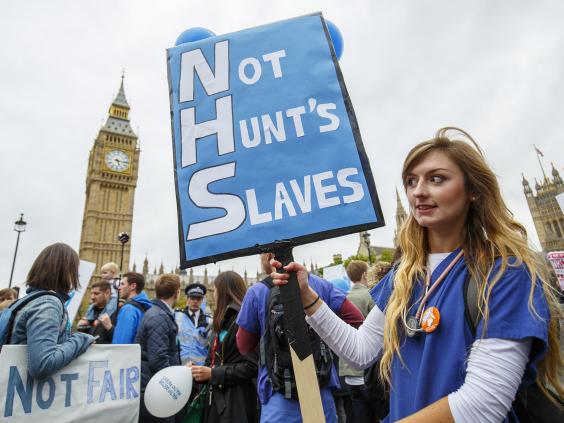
[463,273,480,335]
[261,276,274,289]
[126,299,150,313]
[259,277,275,366]
[4,291,63,345]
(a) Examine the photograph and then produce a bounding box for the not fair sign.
[0,345,140,422]
[167,13,384,267]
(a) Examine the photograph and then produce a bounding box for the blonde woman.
[272,128,563,422]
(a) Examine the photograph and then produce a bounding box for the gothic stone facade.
[522,163,564,252]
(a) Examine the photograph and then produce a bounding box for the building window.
[554,220,563,238]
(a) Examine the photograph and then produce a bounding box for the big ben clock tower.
[79,76,140,277]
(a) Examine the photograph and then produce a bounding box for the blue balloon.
[325,20,344,60]
[328,277,350,293]
[175,27,216,46]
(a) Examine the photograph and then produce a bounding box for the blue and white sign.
[167,13,384,267]
[0,345,140,422]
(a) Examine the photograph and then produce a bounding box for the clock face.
[105,150,130,172]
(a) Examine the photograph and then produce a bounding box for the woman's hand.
[191,365,212,382]
[270,259,322,315]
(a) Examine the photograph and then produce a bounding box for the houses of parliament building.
[522,163,564,252]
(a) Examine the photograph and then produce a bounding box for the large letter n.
[179,40,229,102]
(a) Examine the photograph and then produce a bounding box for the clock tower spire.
[79,75,140,280]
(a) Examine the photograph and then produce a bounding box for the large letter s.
[187,162,246,240]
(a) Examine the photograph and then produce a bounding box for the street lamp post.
[113,232,130,324]
[362,231,372,264]
[118,232,130,274]
[9,213,27,288]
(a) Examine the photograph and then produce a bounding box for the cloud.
[1,0,563,288]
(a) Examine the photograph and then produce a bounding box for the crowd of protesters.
[2,129,563,423]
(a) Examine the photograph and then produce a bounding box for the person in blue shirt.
[236,253,364,423]
[271,127,563,422]
[111,272,152,344]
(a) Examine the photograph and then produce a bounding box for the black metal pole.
[8,231,22,288]
[112,276,121,326]
[114,232,129,325]
[119,242,125,274]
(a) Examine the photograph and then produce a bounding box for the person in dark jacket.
[191,271,259,423]
[137,274,182,423]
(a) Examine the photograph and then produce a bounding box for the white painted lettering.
[312,171,341,208]
[187,163,246,240]
[289,176,312,213]
[317,103,340,133]
[246,189,273,225]
[179,40,229,102]
[285,106,306,138]
[262,50,286,78]
[274,182,297,220]
[338,168,364,203]
[238,57,262,85]
[181,95,234,167]
[261,111,286,144]
[240,117,261,148]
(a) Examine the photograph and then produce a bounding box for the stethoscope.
[401,250,464,337]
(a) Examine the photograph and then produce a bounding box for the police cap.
[185,282,206,298]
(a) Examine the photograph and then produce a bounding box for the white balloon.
[144,366,193,418]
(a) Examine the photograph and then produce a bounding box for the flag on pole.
[534,145,544,157]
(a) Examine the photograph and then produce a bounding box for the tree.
[343,254,369,268]
[379,249,394,263]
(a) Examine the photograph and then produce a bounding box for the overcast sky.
[1,0,563,289]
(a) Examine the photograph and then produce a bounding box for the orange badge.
[420,306,440,333]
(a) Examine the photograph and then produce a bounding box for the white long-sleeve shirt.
[306,301,531,422]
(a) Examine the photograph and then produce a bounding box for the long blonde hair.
[380,127,563,402]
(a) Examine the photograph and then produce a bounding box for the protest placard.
[322,264,348,282]
[64,260,96,323]
[0,344,140,422]
[547,251,564,290]
[167,12,384,267]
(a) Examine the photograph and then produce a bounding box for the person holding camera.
[81,262,119,323]
[76,280,114,343]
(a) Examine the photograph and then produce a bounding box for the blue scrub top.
[371,249,549,422]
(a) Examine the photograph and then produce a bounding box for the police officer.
[175,282,213,365]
